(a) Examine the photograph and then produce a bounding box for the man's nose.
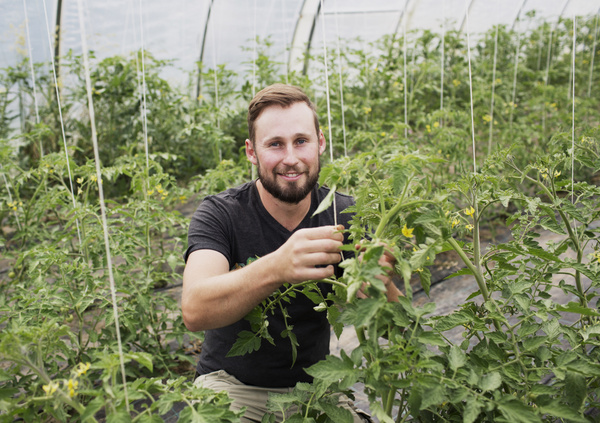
[282,145,299,166]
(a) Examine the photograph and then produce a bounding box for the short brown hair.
[247,83,320,143]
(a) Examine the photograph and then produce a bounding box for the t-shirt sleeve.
[184,197,232,265]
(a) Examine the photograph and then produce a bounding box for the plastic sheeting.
[1,0,599,85]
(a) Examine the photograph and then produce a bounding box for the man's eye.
[296,139,307,144]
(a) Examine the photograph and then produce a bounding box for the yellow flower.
[466,224,474,231]
[362,106,372,115]
[482,114,492,123]
[402,224,414,238]
[380,132,386,137]
[433,121,439,128]
[415,268,423,273]
[495,78,502,84]
[90,175,97,182]
[452,219,460,228]
[452,79,461,87]
[593,251,600,262]
[76,177,83,184]
[464,206,475,217]
[67,379,79,397]
[76,362,90,377]
[156,184,164,194]
[426,124,431,133]
[147,189,154,196]
[43,381,59,396]
[554,170,561,178]
[77,187,83,195]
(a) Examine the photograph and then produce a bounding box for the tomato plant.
[0,14,598,422]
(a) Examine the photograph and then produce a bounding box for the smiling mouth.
[279,172,302,180]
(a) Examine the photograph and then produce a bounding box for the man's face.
[246,102,325,204]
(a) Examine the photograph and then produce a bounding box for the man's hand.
[182,225,345,331]
[355,242,402,302]
[274,225,345,284]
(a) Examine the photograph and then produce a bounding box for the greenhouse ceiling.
[1,0,599,87]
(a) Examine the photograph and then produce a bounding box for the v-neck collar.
[250,180,317,234]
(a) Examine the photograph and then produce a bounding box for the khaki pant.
[194,370,370,423]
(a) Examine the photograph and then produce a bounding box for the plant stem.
[384,387,397,417]
[374,199,436,239]
[447,237,489,302]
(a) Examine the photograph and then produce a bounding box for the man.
[182,83,400,422]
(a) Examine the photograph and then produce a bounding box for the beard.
[257,159,321,204]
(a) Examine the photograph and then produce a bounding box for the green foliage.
[1,14,599,423]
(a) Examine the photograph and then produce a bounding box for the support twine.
[75,0,130,411]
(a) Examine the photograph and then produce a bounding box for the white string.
[252,0,257,97]
[509,18,522,129]
[319,0,337,227]
[41,0,82,247]
[137,0,150,186]
[22,0,42,158]
[75,0,129,411]
[281,0,289,84]
[589,12,599,97]
[439,0,445,126]
[542,25,554,136]
[120,0,134,56]
[1,165,21,230]
[210,12,220,133]
[332,0,347,157]
[403,0,408,138]
[571,15,576,204]
[464,0,476,174]
[488,25,499,155]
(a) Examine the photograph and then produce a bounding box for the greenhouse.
[1,0,600,421]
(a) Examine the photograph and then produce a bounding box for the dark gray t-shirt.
[184,181,354,387]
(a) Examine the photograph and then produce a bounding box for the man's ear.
[245,139,258,165]
[318,130,327,155]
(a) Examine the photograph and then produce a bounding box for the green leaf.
[226,330,261,357]
[537,402,587,422]
[419,267,431,296]
[305,354,357,388]
[435,310,473,331]
[479,372,502,392]
[448,345,467,371]
[312,185,336,217]
[522,336,547,352]
[127,352,153,372]
[420,384,446,410]
[556,302,600,316]
[340,298,383,328]
[497,398,542,423]
[417,330,446,347]
[81,397,107,422]
[320,401,354,423]
[463,397,483,423]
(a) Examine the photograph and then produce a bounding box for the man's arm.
[181,225,344,332]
